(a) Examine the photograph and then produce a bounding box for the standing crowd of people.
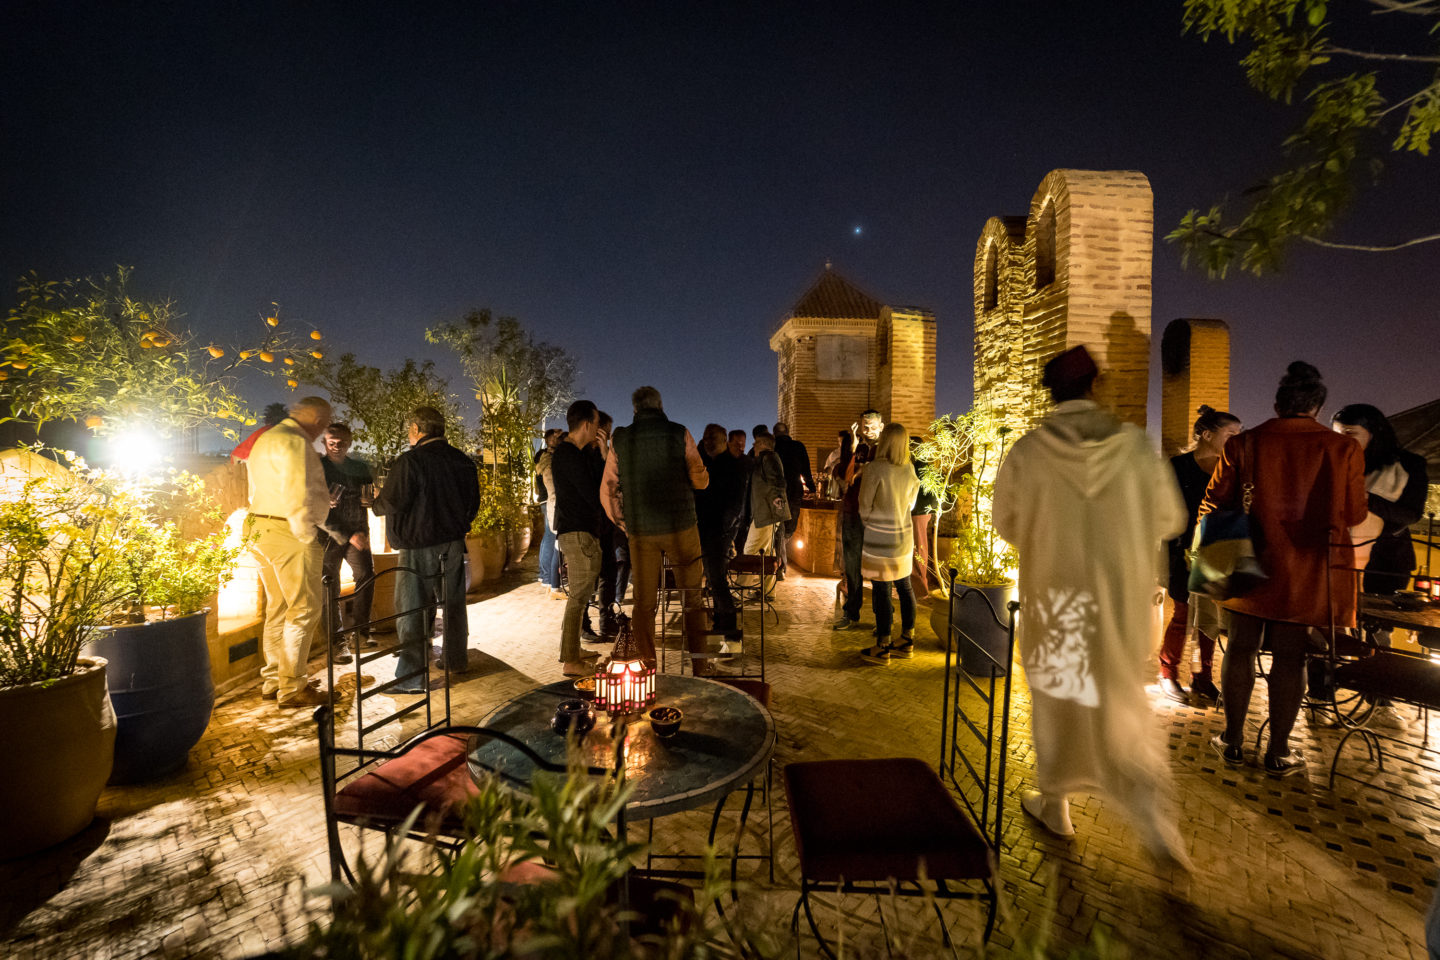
[992,347,1428,868]
[236,356,1431,882]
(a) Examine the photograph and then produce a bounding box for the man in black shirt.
[588,411,620,639]
[372,406,480,691]
[552,399,604,676]
[319,422,376,664]
[771,421,813,580]
[696,423,745,638]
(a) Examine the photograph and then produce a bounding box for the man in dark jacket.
[320,421,376,665]
[601,386,713,670]
[372,406,480,691]
[696,423,746,639]
[553,399,605,676]
[771,421,812,580]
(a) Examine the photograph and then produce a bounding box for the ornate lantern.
[594,613,655,716]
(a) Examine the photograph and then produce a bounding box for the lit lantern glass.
[594,613,655,716]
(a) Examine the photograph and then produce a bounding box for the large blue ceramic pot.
[82,610,214,784]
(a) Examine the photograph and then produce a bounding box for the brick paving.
[1,559,1435,958]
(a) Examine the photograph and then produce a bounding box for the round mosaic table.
[468,673,774,821]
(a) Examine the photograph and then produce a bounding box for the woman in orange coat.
[1201,362,1367,777]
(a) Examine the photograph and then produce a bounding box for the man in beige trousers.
[247,396,332,709]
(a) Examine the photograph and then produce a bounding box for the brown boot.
[278,687,328,709]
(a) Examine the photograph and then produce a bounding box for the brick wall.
[974,169,1153,431]
[1160,318,1231,455]
[881,307,936,435]
[771,316,880,460]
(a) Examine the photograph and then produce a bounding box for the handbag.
[1188,433,1268,601]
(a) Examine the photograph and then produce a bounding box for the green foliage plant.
[1170,0,1440,276]
[0,451,149,686]
[288,755,744,959]
[428,309,578,526]
[469,469,510,535]
[0,449,247,687]
[915,410,1016,595]
[112,471,244,621]
[295,353,472,475]
[0,268,312,439]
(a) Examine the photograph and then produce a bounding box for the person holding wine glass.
[320,421,377,664]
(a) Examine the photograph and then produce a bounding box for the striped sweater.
[858,460,920,582]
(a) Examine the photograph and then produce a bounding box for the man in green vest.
[601,385,715,672]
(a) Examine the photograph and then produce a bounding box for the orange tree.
[0,267,317,440]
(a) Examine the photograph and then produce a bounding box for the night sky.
[3,2,1436,452]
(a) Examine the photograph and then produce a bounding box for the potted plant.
[81,473,243,783]
[282,761,740,959]
[427,308,575,572]
[467,471,510,587]
[0,449,136,858]
[918,412,1017,674]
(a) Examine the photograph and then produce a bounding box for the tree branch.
[1300,231,1440,251]
[1367,0,1440,16]
[1320,44,1440,64]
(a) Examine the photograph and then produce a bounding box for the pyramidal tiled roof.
[791,264,885,320]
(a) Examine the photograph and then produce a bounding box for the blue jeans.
[538,523,559,587]
[394,540,468,684]
[871,576,916,640]
[841,512,865,620]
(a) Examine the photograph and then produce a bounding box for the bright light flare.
[107,427,165,476]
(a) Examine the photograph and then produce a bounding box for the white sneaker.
[1021,790,1075,837]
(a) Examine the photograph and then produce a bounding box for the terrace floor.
[1,558,1435,958]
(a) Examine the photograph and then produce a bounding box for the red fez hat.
[1042,345,1098,392]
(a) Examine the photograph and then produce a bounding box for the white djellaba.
[993,398,1191,869]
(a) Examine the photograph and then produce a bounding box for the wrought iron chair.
[316,555,477,881]
[1323,542,1440,811]
[782,570,1017,956]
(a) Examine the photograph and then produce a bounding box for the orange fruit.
[283,357,294,365]
[310,350,323,359]
[13,361,29,369]
[286,378,298,388]
[85,416,102,429]
[259,351,274,363]
[0,371,8,380]
[310,330,322,340]
[266,316,279,327]
[239,350,253,359]
[207,345,224,358]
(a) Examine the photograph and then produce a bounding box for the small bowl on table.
[552,699,596,737]
[572,676,596,700]
[647,706,683,739]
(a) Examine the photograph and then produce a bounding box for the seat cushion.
[717,678,772,708]
[1333,653,1440,709]
[729,554,779,576]
[784,758,991,883]
[333,732,479,831]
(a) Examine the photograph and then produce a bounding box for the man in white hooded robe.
[992,346,1188,864]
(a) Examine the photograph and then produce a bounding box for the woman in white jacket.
[858,422,921,665]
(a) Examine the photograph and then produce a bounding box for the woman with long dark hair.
[1159,405,1242,705]
[1201,362,1367,777]
[1330,403,1430,597]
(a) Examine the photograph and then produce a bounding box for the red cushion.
[729,554,779,576]
[333,733,478,831]
[718,678,772,708]
[784,758,991,883]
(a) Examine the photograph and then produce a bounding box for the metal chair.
[783,570,1016,956]
[317,556,466,881]
[1322,542,1440,811]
